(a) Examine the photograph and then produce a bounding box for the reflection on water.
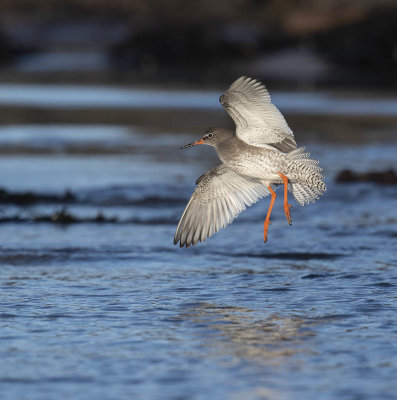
[182,303,314,363]
[0,86,396,400]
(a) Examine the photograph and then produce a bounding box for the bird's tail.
[286,147,326,206]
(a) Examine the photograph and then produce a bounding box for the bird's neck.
[215,136,241,163]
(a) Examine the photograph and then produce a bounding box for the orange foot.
[264,185,277,243]
[278,172,293,225]
[284,202,292,226]
[264,218,271,243]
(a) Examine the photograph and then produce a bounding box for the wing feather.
[220,76,297,151]
[174,164,270,247]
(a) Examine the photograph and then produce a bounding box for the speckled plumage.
[174,76,326,247]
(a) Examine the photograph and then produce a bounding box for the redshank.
[174,76,326,247]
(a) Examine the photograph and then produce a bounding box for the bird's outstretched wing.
[220,76,297,152]
[174,164,270,247]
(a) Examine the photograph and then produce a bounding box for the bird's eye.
[208,133,213,138]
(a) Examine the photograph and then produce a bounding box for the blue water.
[0,84,396,116]
[0,88,397,400]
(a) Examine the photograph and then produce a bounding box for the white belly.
[222,153,282,182]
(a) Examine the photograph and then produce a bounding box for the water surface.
[0,87,396,400]
[0,84,396,116]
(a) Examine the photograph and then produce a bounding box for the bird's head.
[180,128,232,149]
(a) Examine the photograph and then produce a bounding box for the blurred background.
[0,0,396,88]
[0,1,397,400]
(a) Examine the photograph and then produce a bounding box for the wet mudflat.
[0,87,396,400]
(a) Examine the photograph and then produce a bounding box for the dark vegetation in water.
[2,166,397,226]
[0,208,117,225]
[0,188,75,205]
[0,187,180,225]
[0,187,186,207]
[0,210,178,225]
[336,169,397,184]
[35,208,118,224]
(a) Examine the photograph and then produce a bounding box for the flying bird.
[174,76,326,247]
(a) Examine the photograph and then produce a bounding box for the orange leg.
[264,185,277,243]
[278,172,292,225]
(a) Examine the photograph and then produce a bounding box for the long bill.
[180,139,204,149]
